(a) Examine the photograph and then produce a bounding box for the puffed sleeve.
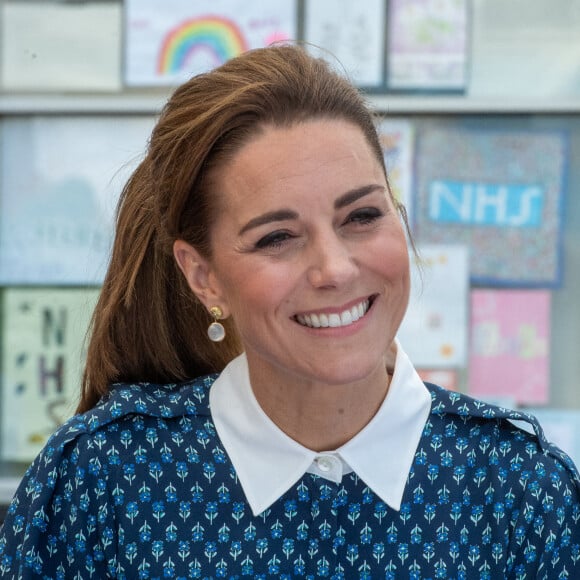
[0,427,117,578]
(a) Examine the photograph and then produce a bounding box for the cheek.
[217,260,296,318]
[374,235,411,282]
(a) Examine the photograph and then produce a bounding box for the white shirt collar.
[209,341,431,516]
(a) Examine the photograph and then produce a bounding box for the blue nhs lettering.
[428,181,545,227]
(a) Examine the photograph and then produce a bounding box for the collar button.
[315,456,335,472]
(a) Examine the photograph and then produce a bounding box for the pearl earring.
[207,306,226,342]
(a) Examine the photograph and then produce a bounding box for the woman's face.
[182,119,410,389]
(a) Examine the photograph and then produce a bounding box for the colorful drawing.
[377,119,415,221]
[469,289,550,405]
[125,0,297,86]
[414,127,567,287]
[157,16,248,74]
[388,0,468,90]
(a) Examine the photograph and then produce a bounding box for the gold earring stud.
[207,306,226,342]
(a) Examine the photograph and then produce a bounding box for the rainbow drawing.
[157,16,248,75]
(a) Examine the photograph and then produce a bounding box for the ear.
[173,239,229,316]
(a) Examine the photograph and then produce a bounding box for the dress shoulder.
[0,375,216,578]
[425,382,580,490]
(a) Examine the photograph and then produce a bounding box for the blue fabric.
[0,375,579,579]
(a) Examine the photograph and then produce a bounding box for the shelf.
[0,93,170,115]
[370,95,580,115]
[1,93,580,115]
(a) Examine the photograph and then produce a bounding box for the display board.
[1,0,580,499]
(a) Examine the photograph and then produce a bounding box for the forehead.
[211,119,386,212]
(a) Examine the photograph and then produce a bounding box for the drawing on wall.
[377,118,415,222]
[414,127,567,287]
[0,116,154,285]
[304,0,386,87]
[469,289,550,405]
[125,0,297,86]
[387,0,468,90]
[157,16,246,75]
[397,244,469,368]
[1,288,100,462]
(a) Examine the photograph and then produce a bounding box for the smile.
[295,298,372,329]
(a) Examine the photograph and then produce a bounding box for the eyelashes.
[254,230,295,250]
[346,207,384,225]
[252,207,385,251]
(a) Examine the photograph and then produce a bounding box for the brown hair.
[77,44,406,413]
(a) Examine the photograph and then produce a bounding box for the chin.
[305,354,386,387]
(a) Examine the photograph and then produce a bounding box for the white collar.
[209,341,431,516]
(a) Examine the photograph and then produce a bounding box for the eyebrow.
[238,183,385,236]
[334,184,386,210]
[238,209,299,236]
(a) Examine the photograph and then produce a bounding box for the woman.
[1,45,578,579]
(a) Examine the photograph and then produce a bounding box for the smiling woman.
[0,44,579,579]
[173,119,410,452]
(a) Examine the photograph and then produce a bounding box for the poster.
[125,0,297,86]
[0,116,154,285]
[1,288,100,462]
[387,0,468,90]
[1,2,121,92]
[397,244,469,368]
[414,127,567,287]
[469,289,550,405]
[304,0,386,87]
[377,119,415,223]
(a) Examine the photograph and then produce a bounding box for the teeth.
[328,314,341,327]
[340,311,353,325]
[297,299,370,329]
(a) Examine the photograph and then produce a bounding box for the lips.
[295,297,372,328]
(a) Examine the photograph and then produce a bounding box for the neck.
[248,360,393,452]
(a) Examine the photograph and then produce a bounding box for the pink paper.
[417,369,458,391]
[469,289,550,405]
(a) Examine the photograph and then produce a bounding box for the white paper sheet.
[0,2,122,91]
[524,409,580,470]
[0,116,155,285]
[1,288,100,462]
[304,0,386,87]
[469,0,580,98]
[397,244,469,367]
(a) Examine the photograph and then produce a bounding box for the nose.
[306,232,358,289]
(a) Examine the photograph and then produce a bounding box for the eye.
[254,230,295,250]
[345,207,384,226]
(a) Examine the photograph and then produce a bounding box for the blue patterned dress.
[0,376,579,579]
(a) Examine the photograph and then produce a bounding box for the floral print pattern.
[0,376,579,579]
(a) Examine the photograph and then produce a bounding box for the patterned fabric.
[0,376,579,579]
